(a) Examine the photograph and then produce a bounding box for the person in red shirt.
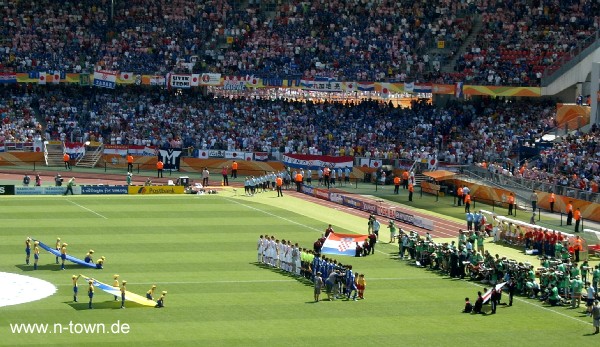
[221,166,229,186]
[547,231,557,257]
[535,228,544,255]
[524,229,533,251]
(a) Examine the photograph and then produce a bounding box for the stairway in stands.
[45,143,64,167]
[442,14,484,73]
[76,144,104,168]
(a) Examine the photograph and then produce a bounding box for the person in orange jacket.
[156,160,164,178]
[549,192,555,213]
[63,153,71,170]
[408,183,414,201]
[127,153,134,172]
[574,207,582,233]
[393,175,400,194]
[295,172,303,192]
[566,201,573,225]
[231,160,238,179]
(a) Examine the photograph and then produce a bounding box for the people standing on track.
[127,153,134,172]
[202,167,209,186]
[549,192,556,213]
[530,190,538,212]
[393,175,400,194]
[276,175,283,197]
[566,201,573,225]
[456,186,463,206]
[63,152,71,170]
[508,193,515,216]
[295,171,303,192]
[574,207,581,232]
[408,182,414,201]
[221,166,229,186]
[156,160,164,178]
[464,192,471,213]
[323,167,331,188]
[402,170,409,189]
[231,160,238,179]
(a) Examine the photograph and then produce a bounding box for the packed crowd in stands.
[2,86,593,165]
[0,88,43,143]
[1,0,597,85]
[452,0,600,85]
[484,125,600,195]
[5,87,561,163]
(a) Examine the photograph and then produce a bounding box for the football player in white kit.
[257,235,264,263]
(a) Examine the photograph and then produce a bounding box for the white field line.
[66,199,108,219]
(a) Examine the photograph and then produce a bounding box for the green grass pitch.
[0,193,596,346]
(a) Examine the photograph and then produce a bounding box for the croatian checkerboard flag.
[321,232,368,256]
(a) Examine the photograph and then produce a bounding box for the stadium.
[1,0,600,345]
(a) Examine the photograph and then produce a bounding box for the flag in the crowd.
[103,144,129,156]
[455,82,464,99]
[321,232,368,256]
[190,74,200,86]
[51,71,61,84]
[244,152,254,161]
[0,72,17,84]
[414,84,432,93]
[118,72,134,84]
[428,156,438,171]
[150,75,166,86]
[93,70,117,89]
[345,82,356,92]
[282,153,354,170]
[357,82,374,91]
[254,152,268,161]
[38,72,46,85]
[381,87,390,98]
[404,82,414,93]
[246,75,259,87]
[359,158,370,167]
[197,150,209,159]
[33,140,44,153]
[64,142,85,160]
[370,159,382,168]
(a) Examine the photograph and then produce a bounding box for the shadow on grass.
[15,264,66,272]
[65,300,149,310]
[251,262,313,287]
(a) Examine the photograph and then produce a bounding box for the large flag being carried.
[282,154,354,170]
[321,232,368,256]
